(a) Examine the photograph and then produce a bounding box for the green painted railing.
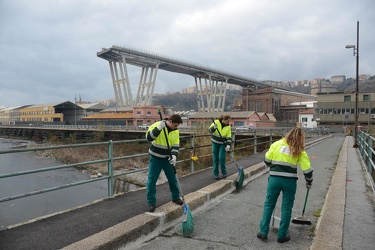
[357,130,375,193]
[0,127,322,203]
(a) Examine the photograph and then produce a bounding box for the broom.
[291,188,312,225]
[211,118,244,189]
[158,109,194,237]
[229,153,245,189]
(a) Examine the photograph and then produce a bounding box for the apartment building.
[314,91,375,128]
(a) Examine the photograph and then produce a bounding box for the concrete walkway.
[1,135,374,250]
[127,135,375,250]
[126,135,347,250]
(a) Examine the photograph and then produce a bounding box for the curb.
[63,163,268,250]
[310,136,348,250]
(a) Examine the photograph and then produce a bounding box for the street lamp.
[345,20,359,148]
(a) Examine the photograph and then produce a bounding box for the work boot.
[214,176,220,180]
[277,235,290,243]
[257,232,267,241]
[148,204,156,212]
[172,198,183,205]
[222,174,228,179]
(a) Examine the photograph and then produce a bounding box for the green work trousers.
[259,176,297,238]
[146,155,180,205]
[211,142,227,177]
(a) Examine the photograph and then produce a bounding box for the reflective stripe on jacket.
[208,120,232,146]
[264,138,313,181]
[146,121,179,159]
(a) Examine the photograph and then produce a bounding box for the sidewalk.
[312,136,375,249]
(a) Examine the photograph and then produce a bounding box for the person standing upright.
[208,114,232,180]
[145,114,183,212]
[257,127,313,243]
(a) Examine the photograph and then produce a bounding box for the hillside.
[105,78,375,111]
[152,89,242,111]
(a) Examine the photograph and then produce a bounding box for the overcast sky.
[1,0,374,108]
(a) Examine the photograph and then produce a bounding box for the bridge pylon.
[195,76,228,112]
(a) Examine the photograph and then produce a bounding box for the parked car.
[318,126,330,135]
[139,124,150,130]
[235,126,252,132]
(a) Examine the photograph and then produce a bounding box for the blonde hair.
[285,127,305,157]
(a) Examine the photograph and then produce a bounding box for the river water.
[0,138,109,230]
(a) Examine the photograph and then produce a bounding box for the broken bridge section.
[97,45,268,112]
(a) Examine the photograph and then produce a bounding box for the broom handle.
[229,151,240,170]
[302,188,310,216]
[158,109,185,200]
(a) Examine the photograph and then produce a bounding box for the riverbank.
[1,135,161,187]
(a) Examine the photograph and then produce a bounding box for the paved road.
[131,135,375,250]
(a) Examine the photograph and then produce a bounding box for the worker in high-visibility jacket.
[257,127,313,243]
[208,114,232,180]
[145,114,183,213]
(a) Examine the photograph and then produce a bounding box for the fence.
[0,127,323,204]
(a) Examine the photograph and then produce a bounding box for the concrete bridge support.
[108,56,134,108]
[195,76,228,112]
[108,55,159,108]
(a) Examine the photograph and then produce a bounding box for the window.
[249,100,254,111]
[344,95,351,102]
[302,117,307,122]
[363,94,370,101]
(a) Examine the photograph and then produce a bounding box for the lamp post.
[345,20,359,148]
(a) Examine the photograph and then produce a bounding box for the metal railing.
[357,130,375,193]
[0,127,324,204]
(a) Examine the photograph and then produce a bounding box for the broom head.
[291,216,312,225]
[181,204,194,237]
[235,167,245,189]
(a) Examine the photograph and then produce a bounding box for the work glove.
[169,155,177,166]
[213,123,218,130]
[225,145,231,152]
[157,120,166,131]
[306,180,312,189]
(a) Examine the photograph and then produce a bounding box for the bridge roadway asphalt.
[1,135,375,249]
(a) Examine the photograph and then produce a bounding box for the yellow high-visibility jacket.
[208,120,232,146]
[146,121,179,158]
[264,138,313,181]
